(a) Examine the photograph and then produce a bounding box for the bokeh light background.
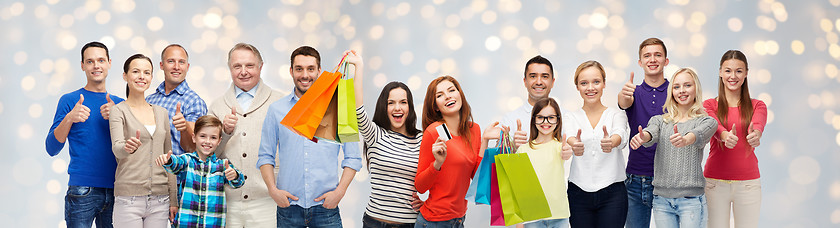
[1,0,839,227]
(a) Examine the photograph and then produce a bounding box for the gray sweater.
[642,115,717,198]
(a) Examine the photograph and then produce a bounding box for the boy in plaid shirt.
[156,115,244,228]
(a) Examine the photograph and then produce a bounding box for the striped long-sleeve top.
[163,152,244,228]
[357,105,423,223]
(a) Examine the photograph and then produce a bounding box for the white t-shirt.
[563,107,629,192]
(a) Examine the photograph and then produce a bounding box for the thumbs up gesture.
[125,130,142,154]
[172,102,187,131]
[745,123,761,148]
[599,126,615,153]
[669,125,688,148]
[223,159,238,181]
[560,133,573,160]
[223,107,238,134]
[630,126,651,150]
[570,129,585,156]
[67,94,91,123]
[723,123,738,149]
[156,150,173,166]
[100,93,115,120]
[512,119,528,149]
[620,72,636,100]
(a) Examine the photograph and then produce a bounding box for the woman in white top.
[564,60,630,228]
[344,50,424,228]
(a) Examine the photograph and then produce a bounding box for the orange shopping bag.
[280,55,347,140]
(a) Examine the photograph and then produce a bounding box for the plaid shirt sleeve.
[183,91,208,122]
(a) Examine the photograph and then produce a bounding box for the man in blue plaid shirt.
[146,44,209,221]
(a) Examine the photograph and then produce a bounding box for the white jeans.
[225,197,277,228]
[705,178,761,228]
[112,195,170,228]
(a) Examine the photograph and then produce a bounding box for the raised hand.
[746,123,761,148]
[156,150,173,166]
[599,125,614,153]
[68,94,91,123]
[571,129,585,156]
[669,125,688,148]
[513,119,528,149]
[125,130,142,154]
[630,126,650,150]
[723,123,738,149]
[560,133,573,160]
[618,72,636,108]
[482,121,504,141]
[223,107,238,134]
[100,93,115,120]
[172,102,186,131]
[268,187,298,208]
[343,50,364,67]
[432,138,448,170]
[223,159,238,181]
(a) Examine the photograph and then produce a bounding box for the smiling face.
[638,44,669,77]
[575,66,605,103]
[719,59,748,93]
[193,126,221,159]
[524,63,555,103]
[386,88,410,133]
[160,46,190,87]
[534,105,559,136]
[81,47,111,84]
[434,80,462,117]
[124,58,153,94]
[229,48,262,92]
[671,72,697,107]
[290,55,320,97]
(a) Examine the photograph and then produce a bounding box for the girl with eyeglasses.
[563,60,630,227]
[514,97,574,228]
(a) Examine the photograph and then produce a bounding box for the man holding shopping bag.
[258,46,362,228]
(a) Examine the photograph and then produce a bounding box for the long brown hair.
[421,76,474,147]
[528,98,562,149]
[716,50,753,134]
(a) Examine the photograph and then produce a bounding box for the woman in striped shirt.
[345,50,425,228]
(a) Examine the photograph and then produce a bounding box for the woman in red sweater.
[415,75,482,227]
[703,50,767,228]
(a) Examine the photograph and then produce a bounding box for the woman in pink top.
[702,50,767,228]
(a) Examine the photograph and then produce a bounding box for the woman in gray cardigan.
[109,54,177,227]
[629,68,717,228]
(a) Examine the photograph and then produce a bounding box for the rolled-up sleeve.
[341,141,362,171]
[256,108,279,169]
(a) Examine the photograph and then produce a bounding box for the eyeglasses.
[535,115,559,124]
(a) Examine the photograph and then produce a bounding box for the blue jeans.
[64,186,114,228]
[363,213,414,228]
[523,218,569,228]
[276,205,342,228]
[652,194,707,228]
[567,181,627,228]
[414,212,464,228]
[625,173,654,228]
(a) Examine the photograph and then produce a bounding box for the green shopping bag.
[495,153,552,226]
[336,61,359,142]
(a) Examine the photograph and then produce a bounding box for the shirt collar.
[640,79,669,92]
[155,81,190,96]
[288,87,301,103]
[234,81,259,98]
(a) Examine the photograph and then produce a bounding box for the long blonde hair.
[662,68,706,123]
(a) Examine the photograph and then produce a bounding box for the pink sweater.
[702,98,767,180]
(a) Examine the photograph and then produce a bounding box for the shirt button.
[242,153,247,158]
[244,195,249,199]
[653,95,655,97]
[243,114,248,117]
[242,132,246,136]
[244,175,248,180]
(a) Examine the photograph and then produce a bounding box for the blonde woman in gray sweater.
[109,54,177,227]
[629,68,716,228]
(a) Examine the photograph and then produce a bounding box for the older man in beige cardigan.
[208,43,284,228]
